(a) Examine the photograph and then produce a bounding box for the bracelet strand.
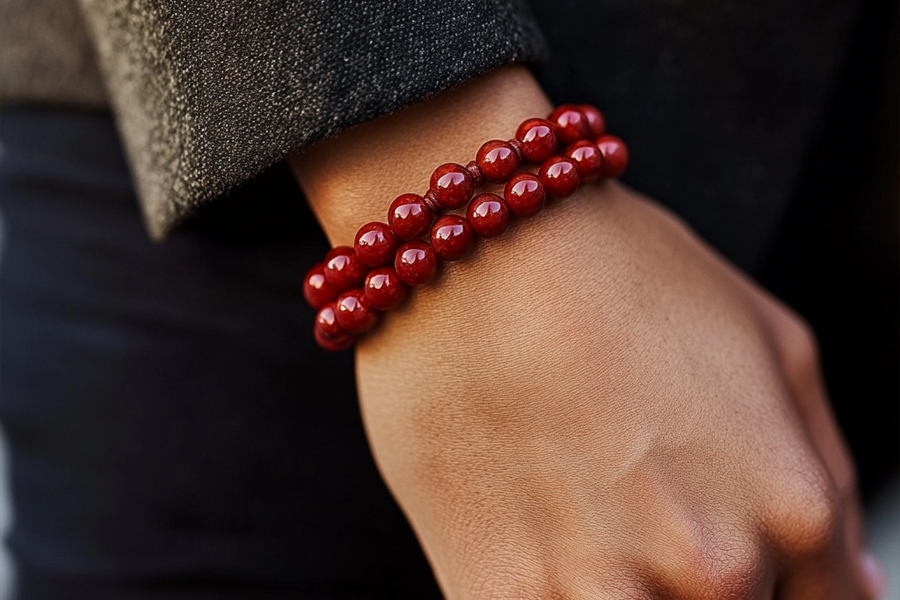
[303,104,630,350]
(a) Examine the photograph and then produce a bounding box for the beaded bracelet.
[303,104,630,350]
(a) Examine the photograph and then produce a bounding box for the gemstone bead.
[314,326,355,351]
[548,105,590,145]
[364,267,407,311]
[538,156,581,198]
[430,163,474,210]
[354,221,399,267]
[388,193,433,240]
[395,240,439,286]
[335,289,379,334]
[565,140,604,183]
[476,140,519,182]
[579,104,607,138]
[596,135,629,178]
[314,302,356,351]
[467,193,510,238]
[431,214,475,261]
[303,262,337,309]
[323,246,367,292]
[504,173,546,217]
[515,118,558,163]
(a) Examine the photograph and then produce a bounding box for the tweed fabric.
[0,0,106,108]
[70,0,548,238]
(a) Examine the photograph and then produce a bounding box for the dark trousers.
[0,109,442,599]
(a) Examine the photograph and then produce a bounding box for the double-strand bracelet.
[303,104,630,350]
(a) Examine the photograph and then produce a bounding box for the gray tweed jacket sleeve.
[74,0,548,238]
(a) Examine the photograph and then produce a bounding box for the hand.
[290,66,883,599]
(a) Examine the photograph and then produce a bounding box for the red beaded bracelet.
[303,104,630,350]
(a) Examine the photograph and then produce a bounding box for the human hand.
[290,66,883,599]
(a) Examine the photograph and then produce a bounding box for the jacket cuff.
[78,0,549,238]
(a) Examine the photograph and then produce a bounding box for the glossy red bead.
[430,163,474,210]
[467,193,510,238]
[323,246,367,292]
[538,155,581,198]
[354,221,399,267]
[548,105,590,145]
[314,302,356,351]
[596,135,629,178]
[388,193,433,240]
[504,173,546,217]
[565,140,604,183]
[394,240,439,286]
[578,104,607,138]
[364,267,407,311]
[430,214,475,261]
[335,289,379,334]
[303,262,337,309]
[475,140,519,182]
[515,118,558,163]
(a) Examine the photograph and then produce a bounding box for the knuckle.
[682,538,765,599]
[770,464,842,557]
[779,311,820,371]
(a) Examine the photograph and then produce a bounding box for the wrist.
[288,65,553,246]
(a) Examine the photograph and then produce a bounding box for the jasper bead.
[431,214,475,261]
[354,221,399,267]
[504,173,546,217]
[548,105,590,145]
[388,193,433,240]
[303,262,337,309]
[539,156,581,198]
[430,163,474,209]
[395,240,439,286]
[323,246,367,292]
[565,140,604,183]
[476,140,519,182]
[515,118,558,163]
[364,267,407,311]
[314,302,356,351]
[596,135,629,178]
[335,289,379,334]
[579,104,607,138]
[467,193,510,238]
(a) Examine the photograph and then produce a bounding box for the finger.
[765,305,881,599]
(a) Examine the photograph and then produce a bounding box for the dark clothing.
[0,0,862,247]
[0,0,896,598]
[0,109,442,599]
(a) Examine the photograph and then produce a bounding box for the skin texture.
[289,66,882,599]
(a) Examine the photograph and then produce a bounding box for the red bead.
[504,173,546,217]
[394,240,439,286]
[335,289,379,334]
[323,246,367,292]
[467,193,510,238]
[578,104,607,138]
[314,326,356,351]
[303,262,337,309]
[538,156,581,198]
[314,302,356,351]
[515,118,558,163]
[565,140,604,183]
[364,267,407,311]
[429,163,474,210]
[354,221,399,267]
[388,193,433,240]
[476,140,519,182]
[548,105,590,145]
[430,214,475,261]
[596,135,629,178]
